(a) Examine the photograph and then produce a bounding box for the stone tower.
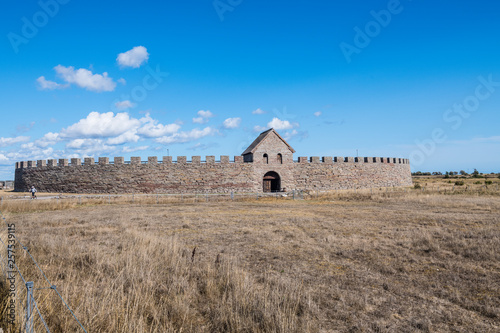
[242,128,295,191]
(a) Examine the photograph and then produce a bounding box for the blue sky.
[1,0,499,179]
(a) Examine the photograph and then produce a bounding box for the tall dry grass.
[0,180,498,332]
[0,215,315,332]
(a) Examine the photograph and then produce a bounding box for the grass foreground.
[0,181,498,332]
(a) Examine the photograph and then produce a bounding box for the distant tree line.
[412,169,500,179]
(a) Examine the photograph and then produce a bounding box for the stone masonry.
[14,129,412,193]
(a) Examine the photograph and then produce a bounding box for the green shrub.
[414,183,421,189]
[454,181,464,186]
[485,180,493,185]
[474,181,482,185]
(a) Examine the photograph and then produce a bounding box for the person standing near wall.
[30,185,37,199]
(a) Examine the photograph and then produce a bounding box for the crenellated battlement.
[15,155,249,169]
[295,156,409,164]
[15,155,409,169]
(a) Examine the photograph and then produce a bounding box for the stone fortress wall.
[14,129,412,193]
[14,155,412,194]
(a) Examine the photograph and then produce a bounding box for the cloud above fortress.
[61,112,141,139]
[0,136,30,147]
[35,46,150,93]
[193,110,214,124]
[0,110,225,165]
[59,112,218,149]
[116,46,149,68]
[0,45,314,177]
[37,65,117,92]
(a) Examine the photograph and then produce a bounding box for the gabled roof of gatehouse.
[242,128,295,155]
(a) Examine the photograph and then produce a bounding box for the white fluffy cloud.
[253,117,299,132]
[106,131,140,145]
[156,127,216,144]
[267,117,295,130]
[5,110,227,166]
[36,76,68,90]
[197,110,213,118]
[66,138,101,149]
[137,114,181,138]
[223,117,241,129]
[138,123,181,138]
[115,100,135,110]
[65,138,114,156]
[43,112,184,149]
[193,110,214,124]
[61,112,140,138]
[252,108,266,115]
[54,65,116,92]
[117,46,149,68]
[33,132,59,148]
[314,111,322,117]
[0,136,30,147]
[2,146,57,165]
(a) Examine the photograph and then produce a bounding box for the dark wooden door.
[263,180,271,192]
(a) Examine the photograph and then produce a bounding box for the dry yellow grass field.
[0,177,499,332]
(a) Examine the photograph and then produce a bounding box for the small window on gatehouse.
[277,153,282,164]
[263,153,268,164]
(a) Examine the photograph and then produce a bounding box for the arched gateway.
[263,171,280,192]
